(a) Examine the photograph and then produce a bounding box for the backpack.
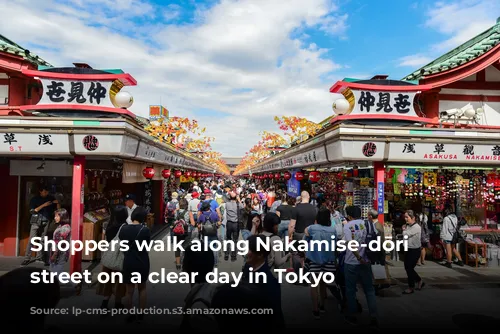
[364,220,383,264]
[166,201,177,219]
[199,212,218,237]
[180,283,222,331]
[172,210,187,236]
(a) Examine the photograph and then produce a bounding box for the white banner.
[351,90,418,117]
[389,142,500,163]
[326,141,386,161]
[38,78,114,108]
[0,132,69,155]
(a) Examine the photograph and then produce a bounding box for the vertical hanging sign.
[144,180,152,214]
[377,182,384,214]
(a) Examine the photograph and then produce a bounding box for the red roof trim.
[329,80,433,93]
[21,69,137,86]
[19,104,136,118]
[330,114,434,124]
[421,44,500,87]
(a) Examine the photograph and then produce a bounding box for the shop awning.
[0,117,218,173]
[249,124,500,173]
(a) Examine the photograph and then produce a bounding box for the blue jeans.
[278,220,290,239]
[241,229,251,240]
[344,263,377,317]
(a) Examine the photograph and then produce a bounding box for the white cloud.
[397,54,432,67]
[425,0,500,52]
[0,0,347,156]
[397,0,499,74]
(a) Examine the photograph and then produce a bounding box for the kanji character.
[87,82,107,104]
[434,143,445,154]
[46,81,66,102]
[3,133,17,145]
[463,145,474,155]
[403,143,416,153]
[67,82,87,103]
[493,145,500,156]
[38,134,53,145]
[358,91,375,112]
[394,93,411,113]
[376,92,393,112]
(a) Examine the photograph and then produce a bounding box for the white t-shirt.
[343,219,368,265]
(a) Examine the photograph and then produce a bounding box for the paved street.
[28,230,499,331]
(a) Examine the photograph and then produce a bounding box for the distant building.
[222,156,242,173]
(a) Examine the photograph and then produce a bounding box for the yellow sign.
[149,105,169,120]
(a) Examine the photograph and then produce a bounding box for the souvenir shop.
[0,117,215,265]
[249,123,500,267]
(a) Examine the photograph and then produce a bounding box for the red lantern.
[295,171,304,181]
[143,167,155,179]
[268,173,274,179]
[161,169,171,178]
[196,172,201,177]
[174,170,182,178]
[186,171,192,177]
[284,171,291,180]
[274,173,280,179]
[309,171,321,183]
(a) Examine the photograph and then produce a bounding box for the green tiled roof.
[402,17,500,81]
[0,34,52,67]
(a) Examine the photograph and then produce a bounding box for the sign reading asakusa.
[389,142,500,163]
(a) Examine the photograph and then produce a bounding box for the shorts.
[443,240,452,244]
[421,242,429,248]
[304,258,336,273]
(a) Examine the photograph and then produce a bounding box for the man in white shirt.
[124,194,138,224]
[343,205,378,328]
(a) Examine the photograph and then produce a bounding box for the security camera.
[440,108,462,117]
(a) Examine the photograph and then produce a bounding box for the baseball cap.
[125,194,136,202]
[192,192,199,198]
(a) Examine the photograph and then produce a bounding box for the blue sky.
[1,0,499,155]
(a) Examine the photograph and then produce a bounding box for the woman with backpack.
[172,198,190,271]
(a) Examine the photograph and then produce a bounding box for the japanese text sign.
[389,142,500,163]
[377,182,384,214]
[38,78,114,108]
[351,90,418,117]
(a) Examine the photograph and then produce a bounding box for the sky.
[1,0,499,157]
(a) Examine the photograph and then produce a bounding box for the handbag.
[101,224,126,271]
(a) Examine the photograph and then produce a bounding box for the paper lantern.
[186,171,192,177]
[268,173,274,179]
[274,173,280,179]
[161,169,171,178]
[284,171,291,180]
[143,167,155,179]
[309,171,321,183]
[295,171,304,181]
[114,91,134,108]
[174,170,182,178]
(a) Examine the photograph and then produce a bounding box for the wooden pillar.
[70,156,85,274]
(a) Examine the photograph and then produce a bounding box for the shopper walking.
[402,210,425,294]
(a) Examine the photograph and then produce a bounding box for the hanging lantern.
[196,172,201,177]
[161,169,171,179]
[284,171,291,180]
[186,171,192,177]
[309,171,321,183]
[274,173,280,179]
[268,173,274,179]
[295,171,304,181]
[174,170,182,178]
[264,173,269,179]
[143,167,155,179]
